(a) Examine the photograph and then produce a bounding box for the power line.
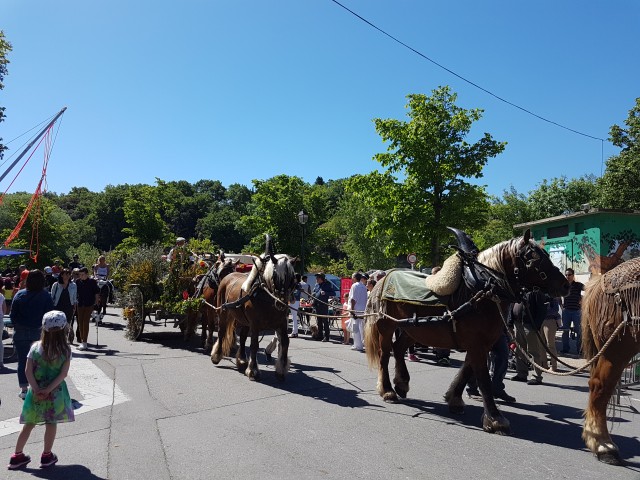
[329,0,605,142]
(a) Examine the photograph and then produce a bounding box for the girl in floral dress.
[8,310,74,470]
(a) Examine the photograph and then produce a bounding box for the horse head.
[217,257,239,280]
[263,254,297,309]
[512,229,569,297]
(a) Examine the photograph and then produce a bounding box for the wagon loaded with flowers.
[116,244,212,340]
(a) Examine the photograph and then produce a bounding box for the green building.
[514,208,640,282]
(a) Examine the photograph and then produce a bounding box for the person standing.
[68,254,82,271]
[288,274,303,338]
[0,285,7,369]
[10,270,54,399]
[510,290,548,385]
[340,292,351,345]
[466,331,516,403]
[348,272,368,352]
[75,267,100,351]
[541,296,562,371]
[7,310,75,470]
[311,273,336,342]
[50,269,77,344]
[560,268,584,355]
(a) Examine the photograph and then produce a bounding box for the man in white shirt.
[348,272,368,351]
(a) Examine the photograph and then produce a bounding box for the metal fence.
[614,354,640,407]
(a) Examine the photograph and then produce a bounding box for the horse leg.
[244,330,260,381]
[377,322,398,402]
[469,349,510,435]
[444,362,473,414]
[583,352,630,465]
[275,323,291,380]
[391,330,412,398]
[236,326,249,374]
[210,312,226,364]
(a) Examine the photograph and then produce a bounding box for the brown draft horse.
[582,257,640,465]
[185,255,239,349]
[365,229,569,434]
[210,237,297,380]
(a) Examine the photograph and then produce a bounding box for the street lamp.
[297,210,309,274]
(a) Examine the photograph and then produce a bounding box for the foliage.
[349,86,504,265]
[528,175,597,219]
[598,98,640,209]
[121,185,171,248]
[175,296,203,315]
[111,243,167,302]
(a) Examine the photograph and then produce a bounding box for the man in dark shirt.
[311,272,336,342]
[75,266,100,351]
[561,268,584,355]
[68,254,82,270]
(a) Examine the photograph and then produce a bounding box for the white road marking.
[0,355,129,437]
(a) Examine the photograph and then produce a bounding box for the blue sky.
[1,0,638,198]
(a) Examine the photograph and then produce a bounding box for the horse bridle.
[513,242,552,295]
[254,256,292,311]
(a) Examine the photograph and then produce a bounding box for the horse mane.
[240,253,291,292]
[477,237,522,277]
[241,256,264,292]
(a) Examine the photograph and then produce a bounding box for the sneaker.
[78,343,87,351]
[39,452,58,468]
[321,338,329,343]
[8,452,31,470]
[527,377,542,385]
[288,333,298,338]
[510,375,527,382]
[18,390,27,400]
[407,353,419,362]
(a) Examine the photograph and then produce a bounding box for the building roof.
[514,208,640,229]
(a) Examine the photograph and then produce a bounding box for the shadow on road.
[25,464,106,479]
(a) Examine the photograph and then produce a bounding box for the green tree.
[528,175,597,219]
[0,31,12,159]
[349,87,504,265]
[597,98,640,209]
[238,175,310,255]
[121,185,170,249]
[94,184,130,251]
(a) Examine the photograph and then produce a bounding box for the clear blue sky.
[1,0,638,198]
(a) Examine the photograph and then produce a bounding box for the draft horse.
[211,236,297,381]
[185,254,239,349]
[581,257,640,465]
[365,228,569,434]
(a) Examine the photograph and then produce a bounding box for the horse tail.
[220,311,237,357]
[364,287,382,368]
[581,277,601,363]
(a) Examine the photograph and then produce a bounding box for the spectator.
[50,268,77,344]
[68,254,82,270]
[348,272,368,352]
[0,284,7,369]
[8,310,74,470]
[466,331,516,403]
[75,267,100,351]
[560,268,584,355]
[311,272,336,342]
[288,274,303,339]
[510,290,548,385]
[340,292,351,345]
[542,296,562,371]
[43,267,56,289]
[10,270,54,399]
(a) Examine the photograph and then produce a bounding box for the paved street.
[1,307,639,479]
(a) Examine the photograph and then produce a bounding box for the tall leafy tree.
[528,175,597,219]
[0,31,12,160]
[121,185,170,249]
[598,98,640,209]
[349,86,505,265]
[93,184,130,251]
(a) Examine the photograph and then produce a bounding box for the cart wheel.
[124,284,145,340]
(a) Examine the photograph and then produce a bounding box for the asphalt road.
[1,307,639,480]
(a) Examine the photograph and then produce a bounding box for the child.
[340,292,351,345]
[8,310,75,470]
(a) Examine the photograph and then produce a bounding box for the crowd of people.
[1,253,116,469]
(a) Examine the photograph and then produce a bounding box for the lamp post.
[297,210,309,274]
